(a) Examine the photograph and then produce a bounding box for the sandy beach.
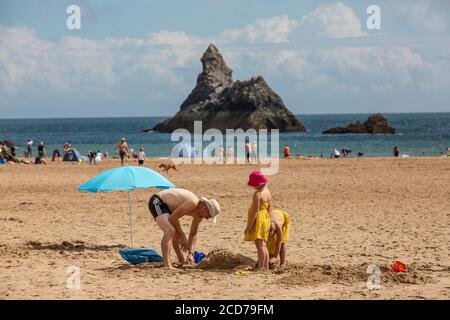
[0,157,449,299]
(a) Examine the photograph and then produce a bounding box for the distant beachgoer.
[130,148,135,160]
[244,171,271,271]
[267,209,291,266]
[447,147,450,157]
[245,140,251,164]
[34,156,47,165]
[116,138,129,166]
[9,145,16,157]
[393,146,400,157]
[217,145,224,162]
[226,146,234,164]
[250,141,257,164]
[341,148,351,158]
[63,142,72,154]
[87,151,97,164]
[283,144,291,157]
[103,150,109,159]
[331,148,340,159]
[147,188,220,269]
[52,149,61,161]
[138,147,145,166]
[25,140,33,158]
[37,142,46,159]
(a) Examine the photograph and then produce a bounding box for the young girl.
[244,170,271,271]
[267,209,291,266]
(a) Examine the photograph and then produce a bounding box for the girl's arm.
[245,193,260,232]
[274,223,283,258]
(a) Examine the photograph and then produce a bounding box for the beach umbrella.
[78,165,175,247]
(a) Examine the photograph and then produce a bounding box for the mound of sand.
[196,249,255,270]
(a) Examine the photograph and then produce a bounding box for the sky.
[1,0,450,118]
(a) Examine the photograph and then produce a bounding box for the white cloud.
[1,2,449,116]
[218,3,368,44]
[394,0,450,33]
[226,46,450,100]
[297,2,367,39]
[0,26,202,101]
[219,16,298,44]
[146,30,205,47]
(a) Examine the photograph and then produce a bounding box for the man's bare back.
[157,188,200,217]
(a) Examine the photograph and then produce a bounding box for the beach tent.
[63,149,82,162]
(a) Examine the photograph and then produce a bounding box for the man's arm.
[187,217,202,253]
[168,200,197,250]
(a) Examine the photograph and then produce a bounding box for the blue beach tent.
[63,149,82,162]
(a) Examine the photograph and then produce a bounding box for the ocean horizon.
[1,112,449,158]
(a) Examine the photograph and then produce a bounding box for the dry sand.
[0,157,449,299]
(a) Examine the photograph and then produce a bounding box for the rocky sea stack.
[322,113,396,134]
[150,44,305,133]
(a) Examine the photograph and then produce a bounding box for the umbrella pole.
[128,190,134,248]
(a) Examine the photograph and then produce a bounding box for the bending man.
[148,188,220,269]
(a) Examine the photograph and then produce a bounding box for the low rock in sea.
[322,113,396,134]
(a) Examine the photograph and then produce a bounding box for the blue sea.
[1,113,449,157]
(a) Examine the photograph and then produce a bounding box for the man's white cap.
[200,197,221,223]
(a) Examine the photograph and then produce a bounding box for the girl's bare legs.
[255,239,269,270]
[280,243,286,266]
[263,243,269,270]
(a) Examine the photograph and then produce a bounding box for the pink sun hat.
[247,170,268,187]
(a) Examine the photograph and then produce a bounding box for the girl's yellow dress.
[266,209,291,254]
[244,203,270,241]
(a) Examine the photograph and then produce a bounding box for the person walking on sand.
[217,145,224,163]
[245,140,251,164]
[25,139,33,158]
[226,145,234,164]
[283,144,291,157]
[147,188,220,269]
[393,145,400,157]
[138,147,145,166]
[250,141,257,164]
[37,142,46,159]
[116,138,129,166]
[244,170,271,271]
[267,209,291,266]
